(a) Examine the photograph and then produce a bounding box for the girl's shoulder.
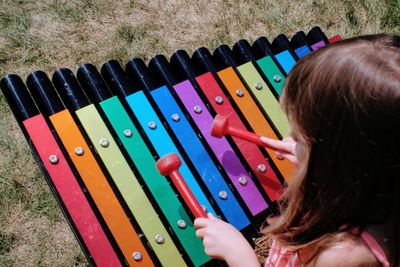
[265,236,378,267]
[266,227,389,267]
[310,234,381,267]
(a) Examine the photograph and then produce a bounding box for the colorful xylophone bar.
[1,26,341,266]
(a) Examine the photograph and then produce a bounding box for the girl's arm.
[194,213,261,267]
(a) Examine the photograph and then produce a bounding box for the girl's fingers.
[275,151,299,165]
[275,151,285,160]
[194,218,210,229]
[260,136,295,154]
[282,136,296,143]
[284,154,299,165]
[207,213,218,220]
[196,228,205,239]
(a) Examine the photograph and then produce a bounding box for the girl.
[194,34,400,266]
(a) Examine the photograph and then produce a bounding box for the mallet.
[211,114,271,147]
[156,153,207,218]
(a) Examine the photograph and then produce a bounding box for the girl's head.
[266,34,400,264]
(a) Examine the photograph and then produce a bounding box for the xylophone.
[0,26,341,266]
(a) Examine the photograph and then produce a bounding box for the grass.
[382,0,400,28]
[0,0,398,266]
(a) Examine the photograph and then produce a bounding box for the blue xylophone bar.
[128,57,253,229]
[289,31,312,58]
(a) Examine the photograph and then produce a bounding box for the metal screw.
[171,113,180,122]
[155,234,165,244]
[177,219,187,229]
[236,89,244,97]
[132,251,142,261]
[194,106,202,114]
[100,138,109,147]
[238,176,248,186]
[215,96,224,104]
[257,164,267,173]
[123,129,132,138]
[273,75,282,83]
[255,82,263,90]
[219,191,228,200]
[148,121,157,130]
[74,147,84,156]
[49,154,59,164]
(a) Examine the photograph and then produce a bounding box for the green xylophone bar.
[252,27,342,97]
[233,39,287,97]
[112,63,218,222]
[100,60,212,267]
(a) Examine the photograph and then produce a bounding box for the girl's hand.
[260,136,299,165]
[194,213,260,267]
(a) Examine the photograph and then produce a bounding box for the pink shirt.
[264,240,302,267]
[264,230,390,267]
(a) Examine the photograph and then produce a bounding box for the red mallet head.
[211,113,266,147]
[211,114,229,138]
[156,153,181,176]
[156,153,207,218]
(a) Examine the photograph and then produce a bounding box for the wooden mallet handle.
[156,153,207,218]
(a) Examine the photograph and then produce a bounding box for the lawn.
[0,0,398,266]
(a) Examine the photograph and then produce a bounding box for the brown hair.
[264,34,400,266]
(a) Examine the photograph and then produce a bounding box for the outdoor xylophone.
[0,27,341,266]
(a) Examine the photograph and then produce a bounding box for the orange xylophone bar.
[27,70,155,266]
